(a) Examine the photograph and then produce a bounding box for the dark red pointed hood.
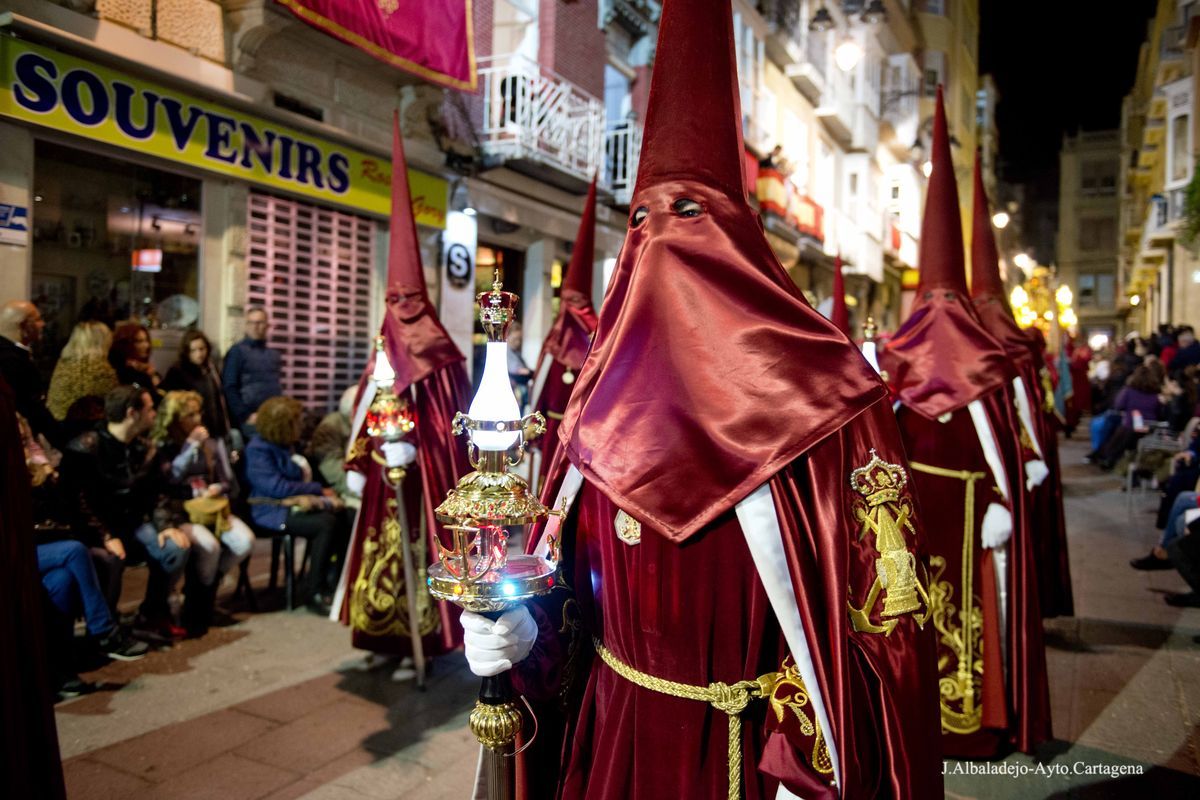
[361,112,463,392]
[879,88,1011,419]
[970,149,1036,370]
[831,255,850,336]
[537,179,600,372]
[557,0,884,541]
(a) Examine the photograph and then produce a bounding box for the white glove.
[381,440,417,468]
[345,470,367,496]
[980,503,1012,549]
[461,607,537,677]
[1024,460,1049,491]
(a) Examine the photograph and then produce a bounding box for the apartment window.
[733,12,766,147]
[1171,113,1191,183]
[784,109,808,188]
[1080,160,1118,195]
[923,51,946,97]
[1077,273,1115,309]
[922,0,946,15]
[1078,217,1116,252]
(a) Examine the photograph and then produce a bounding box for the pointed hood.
[878,88,1011,419]
[632,0,745,200]
[360,112,463,393]
[831,255,850,336]
[537,177,600,372]
[970,150,1036,370]
[916,86,968,296]
[558,0,884,542]
[561,177,598,303]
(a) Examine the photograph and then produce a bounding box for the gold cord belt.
[593,638,768,800]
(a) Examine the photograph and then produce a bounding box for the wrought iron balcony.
[757,0,803,68]
[476,54,606,192]
[604,120,643,207]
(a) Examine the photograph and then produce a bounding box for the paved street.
[56,435,1200,799]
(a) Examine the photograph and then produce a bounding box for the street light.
[1012,252,1034,273]
[809,4,835,32]
[1130,294,1142,306]
[992,210,1010,230]
[835,36,863,72]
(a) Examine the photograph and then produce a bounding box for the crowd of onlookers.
[1,300,360,702]
[1079,324,1200,607]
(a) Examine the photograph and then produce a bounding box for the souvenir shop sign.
[0,38,447,228]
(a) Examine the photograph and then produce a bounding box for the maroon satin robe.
[338,366,472,655]
[893,386,1052,758]
[514,398,943,800]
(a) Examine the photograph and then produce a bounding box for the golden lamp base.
[435,468,549,527]
[469,699,524,751]
[427,554,557,614]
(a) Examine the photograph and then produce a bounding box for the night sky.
[980,0,1159,183]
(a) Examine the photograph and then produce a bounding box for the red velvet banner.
[276,0,477,92]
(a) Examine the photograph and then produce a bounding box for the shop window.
[245,191,376,412]
[31,141,201,378]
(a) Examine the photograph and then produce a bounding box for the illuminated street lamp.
[835,35,863,71]
[992,210,1010,230]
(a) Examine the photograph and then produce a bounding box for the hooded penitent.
[880,89,1052,758]
[530,177,599,489]
[332,111,472,657]
[831,255,850,336]
[970,151,1074,619]
[510,1,943,797]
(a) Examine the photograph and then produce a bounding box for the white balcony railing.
[477,54,606,185]
[604,121,642,207]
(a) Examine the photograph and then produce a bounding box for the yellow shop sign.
[0,38,446,228]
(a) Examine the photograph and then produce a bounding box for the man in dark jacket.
[64,386,192,630]
[222,308,282,432]
[0,300,63,447]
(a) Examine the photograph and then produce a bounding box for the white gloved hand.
[345,470,367,496]
[1024,459,1049,491]
[980,502,1013,549]
[381,440,417,468]
[461,606,537,677]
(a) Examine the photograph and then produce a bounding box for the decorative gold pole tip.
[491,267,502,294]
[469,699,524,751]
[863,316,877,342]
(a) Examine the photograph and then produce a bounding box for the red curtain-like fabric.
[276,0,477,91]
[0,378,66,800]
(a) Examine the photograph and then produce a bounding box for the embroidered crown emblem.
[849,449,907,508]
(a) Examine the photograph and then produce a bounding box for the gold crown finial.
[491,267,502,293]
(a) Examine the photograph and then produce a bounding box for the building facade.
[1058,131,1122,343]
[0,0,981,411]
[1119,0,1200,335]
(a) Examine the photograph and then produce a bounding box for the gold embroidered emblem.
[377,0,399,16]
[847,450,931,635]
[760,656,835,776]
[614,509,641,545]
[349,499,439,638]
[928,555,984,734]
[346,436,370,463]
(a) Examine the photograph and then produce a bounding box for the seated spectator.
[1090,365,1162,470]
[21,413,125,618]
[1161,374,1198,433]
[1172,326,1200,371]
[47,321,118,423]
[17,411,147,693]
[245,396,350,613]
[152,391,255,635]
[63,386,202,638]
[308,386,361,509]
[162,330,232,443]
[109,322,162,400]
[1133,487,1198,572]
